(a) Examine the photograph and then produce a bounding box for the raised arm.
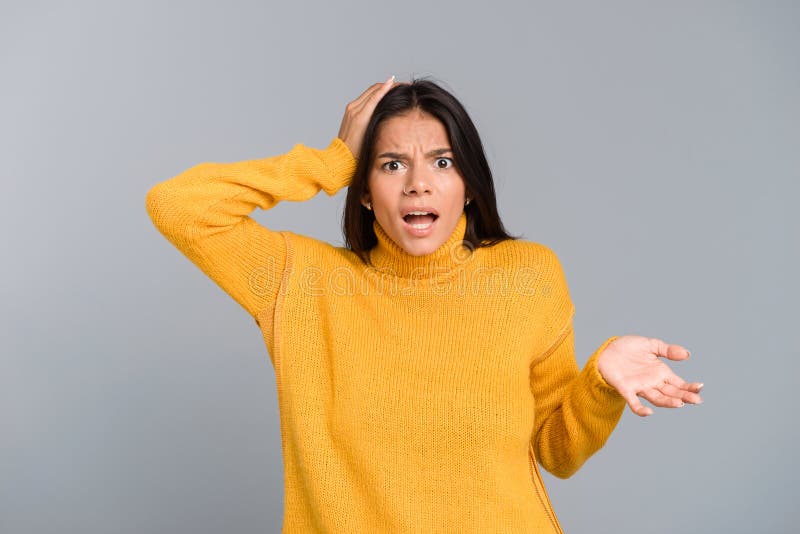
[145,76,400,324]
[145,138,357,319]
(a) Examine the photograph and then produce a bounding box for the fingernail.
[386,75,395,84]
[697,383,704,391]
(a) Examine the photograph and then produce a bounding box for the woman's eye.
[382,160,405,172]
[435,157,454,169]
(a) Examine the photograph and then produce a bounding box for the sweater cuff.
[318,137,358,193]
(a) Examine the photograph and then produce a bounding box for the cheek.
[446,177,467,203]
[368,178,400,204]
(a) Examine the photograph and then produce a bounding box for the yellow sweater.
[146,137,626,533]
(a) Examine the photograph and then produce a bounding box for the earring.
[465,198,471,206]
[366,202,372,210]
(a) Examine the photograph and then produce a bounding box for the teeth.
[403,210,436,231]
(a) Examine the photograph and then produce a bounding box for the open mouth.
[402,211,439,229]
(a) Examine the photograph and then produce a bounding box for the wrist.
[321,138,358,189]
[593,336,622,391]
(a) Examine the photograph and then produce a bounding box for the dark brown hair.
[343,77,517,264]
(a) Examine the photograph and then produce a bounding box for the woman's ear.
[361,193,372,211]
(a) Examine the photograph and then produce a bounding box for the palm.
[597,335,704,417]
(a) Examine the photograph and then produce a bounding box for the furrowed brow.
[376,148,453,159]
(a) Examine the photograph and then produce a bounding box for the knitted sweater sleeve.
[529,251,627,479]
[145,137,357,321]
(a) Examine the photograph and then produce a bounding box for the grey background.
[2,1,797,533]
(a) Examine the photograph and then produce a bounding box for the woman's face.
[362,109,469,256]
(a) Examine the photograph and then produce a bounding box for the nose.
[402,167,432,196]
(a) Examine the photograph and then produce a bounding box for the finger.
[355,76,396,107]
[664,376,705,400]
[640,388,684,408]
[346,79,397,122]
[656,383,703,405]
[346,86,385,118]
[349,79,391,108]
[664,374,690,389]
[620,389,653,417]
[649,338,691,361]
[360,75,398,110]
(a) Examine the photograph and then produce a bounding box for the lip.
[401,214,438,237]
[400,206,440,217]
[400,207,439,238]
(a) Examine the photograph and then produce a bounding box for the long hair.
[343,78,517,264]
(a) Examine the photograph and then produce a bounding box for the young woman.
[146,76,703,532]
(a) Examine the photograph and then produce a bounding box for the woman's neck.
[368,212,471,279]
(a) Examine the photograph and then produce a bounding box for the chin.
[401,238,441,256]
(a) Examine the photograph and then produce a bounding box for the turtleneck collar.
[369,212,472,279]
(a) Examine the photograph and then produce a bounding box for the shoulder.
[478,238,566,274]
[476,238,573,308]
[279,230,365,270]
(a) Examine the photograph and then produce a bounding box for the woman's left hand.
[597,335,704,417]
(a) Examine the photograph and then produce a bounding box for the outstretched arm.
[530,326,627,479]
[530,328,704,478]
[528,245,704,478]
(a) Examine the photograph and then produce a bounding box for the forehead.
[374,110,449,149]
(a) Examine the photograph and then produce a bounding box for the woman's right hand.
[337,75,400,160]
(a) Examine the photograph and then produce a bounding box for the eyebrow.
[376,148,453,159]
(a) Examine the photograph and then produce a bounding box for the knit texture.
[146,137,627,533]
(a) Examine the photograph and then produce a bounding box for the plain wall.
[2,1,798,533]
